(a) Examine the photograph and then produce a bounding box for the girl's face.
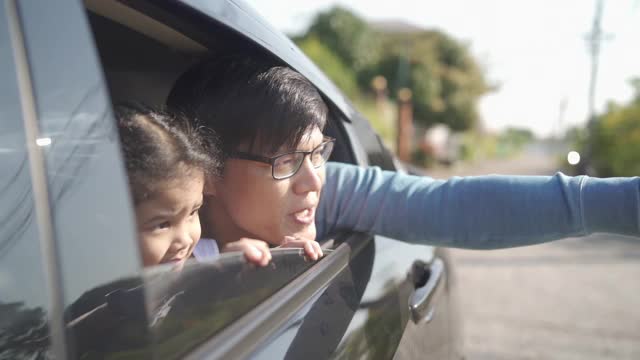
[204,127,325,245]
[135,171,204,267]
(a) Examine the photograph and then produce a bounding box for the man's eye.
[311,150,323,163]
[275,154,304,167]
[278,155,296,165]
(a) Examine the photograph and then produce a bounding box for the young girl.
[116,104,320,268]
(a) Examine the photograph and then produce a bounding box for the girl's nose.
[173,226,194,251]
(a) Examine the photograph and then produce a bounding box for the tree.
[590,79,640,176]
[0,302,50,359]
[368,30,490,130]
[629,77,640,103]
[296,6,490,132]
[295,35,359,97]
[295,6,380,73]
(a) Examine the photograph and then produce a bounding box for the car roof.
[179,0,356,121]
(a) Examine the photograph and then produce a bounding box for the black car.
[0,0,461,358]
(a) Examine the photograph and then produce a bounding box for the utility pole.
[582,0,612,174]
[396,88,414,162]
[557,97,568,139]
[587,0,605,122]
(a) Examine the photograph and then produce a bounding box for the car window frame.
[183,233,372,359]
[2,1,67,357]
[83,1,382,358]
[9,0,156,358]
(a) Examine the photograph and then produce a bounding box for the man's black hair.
[167,52,328,156]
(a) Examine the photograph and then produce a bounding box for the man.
[167,52,640,260]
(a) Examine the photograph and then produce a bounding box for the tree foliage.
[590,78,640,176]
[296,35,359,98]
[0,302,50,359]
[297,6,380,72]
[295,6,490,131]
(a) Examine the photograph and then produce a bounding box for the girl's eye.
[154,221,171,231]
[190,207,200,217]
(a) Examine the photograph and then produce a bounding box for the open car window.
[79,1,361,356]
[84,2,356,165]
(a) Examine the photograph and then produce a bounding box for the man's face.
[206,127,325,245]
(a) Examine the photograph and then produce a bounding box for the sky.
[245,0,640,137]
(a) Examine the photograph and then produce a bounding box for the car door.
[0,4,57,358]
[1,0,154,358]
[128,1,458,358]
[4,1,377,358]
[344,111,459,360]
[4,0,459,358]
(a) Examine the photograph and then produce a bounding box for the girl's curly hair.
[115,103,221,204]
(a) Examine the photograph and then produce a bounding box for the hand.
[279,236,324,261]
[221,238,272,267]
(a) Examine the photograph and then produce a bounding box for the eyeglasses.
[229,137,335,180]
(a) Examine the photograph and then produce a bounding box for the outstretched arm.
[316,162,640,249]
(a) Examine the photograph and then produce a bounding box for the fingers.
[243,241,272,267]
[222,238,272,267]
[282,235,299,246]
[304,240,324,261]
[222,236,325,266]
[282,236,324,261]
[313,241,323,258]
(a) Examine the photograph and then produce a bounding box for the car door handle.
[408,257,446,324]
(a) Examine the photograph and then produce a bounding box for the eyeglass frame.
[228,136,336,180]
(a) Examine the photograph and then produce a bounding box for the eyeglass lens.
[272,141,334,179]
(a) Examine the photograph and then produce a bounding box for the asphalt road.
[428,144,640,360]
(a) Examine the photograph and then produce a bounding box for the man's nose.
[292,156,322,194]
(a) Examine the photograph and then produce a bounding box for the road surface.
[428,144,640,359]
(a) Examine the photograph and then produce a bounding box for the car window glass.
[0,6,52,358]
[145,249,319,359]
[18,0,141,304]
[79,4,342,356]
[15,0,153,357]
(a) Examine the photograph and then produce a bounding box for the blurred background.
[248,0,640,358]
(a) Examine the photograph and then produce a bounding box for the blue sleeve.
[316,162,640,249]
